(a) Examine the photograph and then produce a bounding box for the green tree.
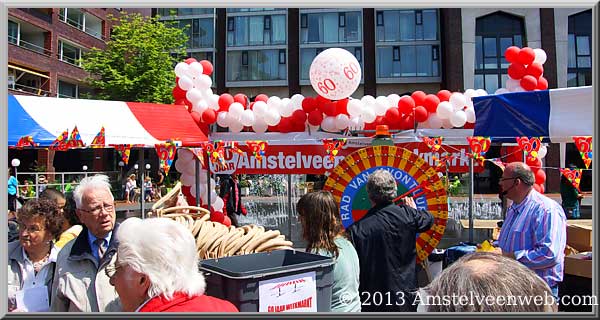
[81,12,187,103]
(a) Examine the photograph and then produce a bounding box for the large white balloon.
[290,94,305,108]
[347,99,364,117]
[387,94,401,107]
[252,101,268,117]
[465,107,476,123]
[309,48,362,100]
[212,196,224,211]
[178,76,193,91]
[229,120,244,133]
[263,109,281,126]
[321,116,338,132]
[216,111,230,127]
[228,102,244,118]
[252,117,268,133]
[348,116,365,130]
[361,107,377,123]
[174,62,189,78]
[427,113,443,129]
[538,145,548,159]
[373,96,390,116]
[449,93,466,111]
[240,109,255,126]
[191,100,208,114]
[533,48,547,65]
[450,110,467,128]
[436,101,453,119]
[188,62,204,76]
[361,95,375,105]
[441,118,454,129]
[197,74,212,89]
[177,149,194,162]
[335,114,350,130]
[475,89,488,97]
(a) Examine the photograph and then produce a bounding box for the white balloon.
[450,110,467,128]
[264,109,281,126]
[177,148,194,162]
[321,116,338,132]
[387,94,401,107]
[178,76,193,91]
[436,101,453,119]
[240,109,255,126]
[348,116,364,130]
[174,62,189,78]
[175,159,189,175]
[267,96,282,108]
[361,107,377,123]
[252,117,268,133]
[347,99,364,117]
[441,118,454,129]
[290,94,305,108]
[253,101,268,117]
[361,95,376,105]
[192,100,208,114]
[475,89,488,97]
[188,61,204,76]
[197,74,212,89]
[229,120,244,133]
[185,88,203,104]
[181,160,195,176]
[506,78,521,91]
[449,93,466,111]
[180,173,195,186]
[216,111,230,127]
[228,102,244,118]
[335,114,350,130]
[374,97,390,116]
[427,113,443,129]
[533,48,547,65]
[309,48,362,100]
[279,101,295,117]
[197,170,208,183]
[495,88,510,95]
[463,89,476,100]
[511,85,525,93]
[210,190,218,204]
[465,107,476,123]
[212,196,224,211]
[209,94,220,109]
[538,145,548,159]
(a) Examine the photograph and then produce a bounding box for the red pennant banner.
[49,129,70,151]
[246,140,269,163]
[90,127,106,148]
[66,126,85,149]
[154,140,178,175]
[422,136,443,151]
[112,144,134,165]
[322,138,347,162]
[572,136,592,169]
[186,147,206,167]
[467,136,491,165]
[516,137,542,162]
[560,168,582,192]
[15,136,38,148]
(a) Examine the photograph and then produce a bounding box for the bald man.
[496,162,566,301]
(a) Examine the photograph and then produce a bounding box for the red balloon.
[400,115,414,130]
[233,93,248,107]
[315,95,330,108]
[174,98,189,108]
[535,169,546,185]
[504,46,521,63]
[307,110,323,126]
[210,211,225,223]
[199,60,213,75]
[536,76,549,90]
[463,122,475,129]
[533,183,542,193]
[190,111,202,124]
[526,156,542,170]
[385,107,401,123]
[184,57,198,64]
[336,98,349,115]
[411,91,427,106]
[508,63,527,80]
[278,117,292,133]
[423,94,440,113]
[292,109,307,123]
[363,121,376,131]
[373,116,385,127]
[202,109,217,124]
[248,102,255,110]
[222,215,232,227]
[301,97,317,113]
[218,94,234,112]
[292,119,306,132]
[518,47,536,65]
[414,106,428,123]
[398,96,416,115]
[437,90,452,102]
[255,94,269,103]
[267,125,279,132]
[526,63,544,78]
[172,85,186,100]
[520,75,538,91]
[181,185,192,198]
[322,102,338,117]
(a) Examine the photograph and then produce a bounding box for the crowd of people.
[6,162,570,313]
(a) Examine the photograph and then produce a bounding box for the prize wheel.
[323,145,448,264]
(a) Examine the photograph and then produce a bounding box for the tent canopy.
[472,86,593,143]
[8,94,208,147]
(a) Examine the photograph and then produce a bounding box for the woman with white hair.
[107,217,239,312]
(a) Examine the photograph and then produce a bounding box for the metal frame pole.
[140,149,145,219]
[468,157,474,243]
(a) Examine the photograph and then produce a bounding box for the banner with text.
[259,271,317,313]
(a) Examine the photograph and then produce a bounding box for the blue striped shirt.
[498,190,567,288]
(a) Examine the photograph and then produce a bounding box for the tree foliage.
[81,12,187,103]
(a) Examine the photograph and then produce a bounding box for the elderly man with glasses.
[51,174,121,312]
[495,162,567,302]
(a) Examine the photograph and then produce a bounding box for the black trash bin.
[199,249,335,312]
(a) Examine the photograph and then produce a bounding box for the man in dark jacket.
[348,169,434,312]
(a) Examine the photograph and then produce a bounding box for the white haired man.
[347,169,434,312]
[51,175,121,311]
[107,217,238,312]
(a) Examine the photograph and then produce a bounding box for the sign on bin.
[259,271,317,312]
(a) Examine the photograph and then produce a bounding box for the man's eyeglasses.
[79,204,114,215]
[499,177,519,182]
[105,263,123,278]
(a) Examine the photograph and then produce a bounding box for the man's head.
[366,169,397,205]
[108,217,206,311]
[499,162,535,202]
[419,252,557,312]
[73,175,115,238]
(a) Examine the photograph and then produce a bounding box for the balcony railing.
[9,35,52,56]
[8,83,52,96]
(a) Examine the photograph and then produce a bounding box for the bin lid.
[199,249,334,279]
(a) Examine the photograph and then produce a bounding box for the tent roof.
[8,94,207,147]
[473,86,593,143]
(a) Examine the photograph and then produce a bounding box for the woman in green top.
[297,191,361,312]
[560,172,583,219]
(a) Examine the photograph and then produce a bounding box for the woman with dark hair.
[39,188,82,249]
[296,191,361,312]
[560,165,583,219]
[7,199,64,312]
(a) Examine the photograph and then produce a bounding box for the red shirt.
[138,292,239,312]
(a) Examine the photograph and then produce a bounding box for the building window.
[8,20,19,44]
[58,40,83,66]
[375,9,440,80]
[58,80,78,98]
[59,8,103,39]
[227,49,287,82]
[301,14,308,28]
[354,47,362,62]
[474,12,524,93]
[567,9,592,87]
[175,18,215,49]
[227,13,286,46]
[158,8,214,16]
[300,11,361,44]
